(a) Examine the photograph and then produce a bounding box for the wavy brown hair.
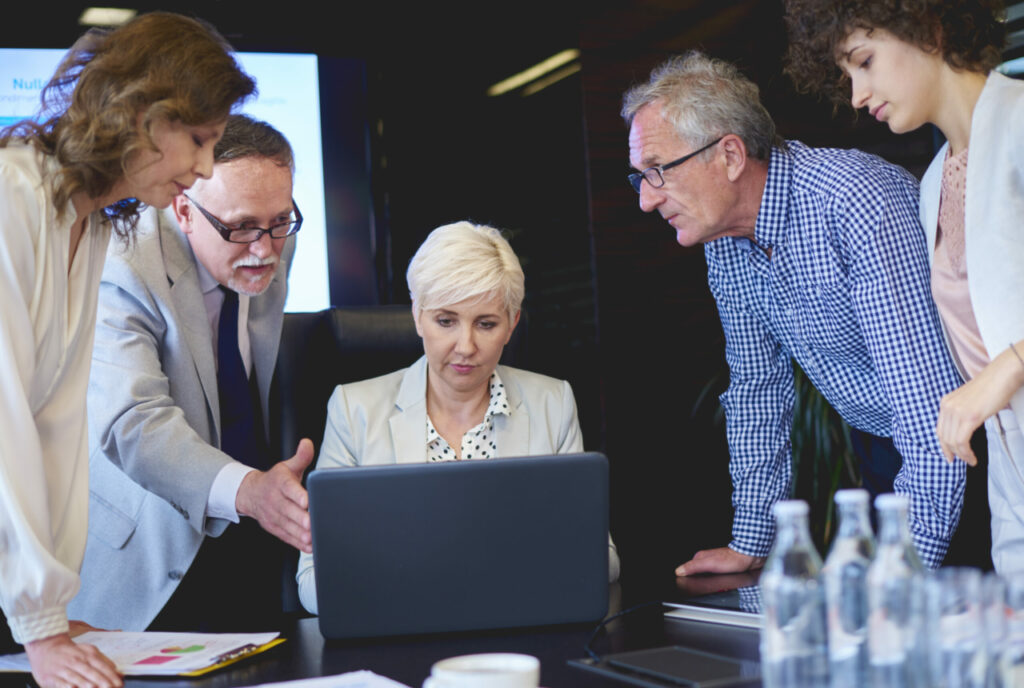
[0,11,255,237]
[783,0,1005,107]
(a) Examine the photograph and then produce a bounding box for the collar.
[751,144,794,251]
[485,368,511,419]
[195,253,220,296]
[425,369,510,450]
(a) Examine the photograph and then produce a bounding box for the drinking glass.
[924,567,985,688]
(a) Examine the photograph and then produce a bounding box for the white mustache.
[232,254,278,270]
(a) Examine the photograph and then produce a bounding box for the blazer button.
[168,570,184,581]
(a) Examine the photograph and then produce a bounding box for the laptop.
[308,452,610,639]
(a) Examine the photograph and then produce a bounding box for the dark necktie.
[152,288,280,632]
[217,288,270,470]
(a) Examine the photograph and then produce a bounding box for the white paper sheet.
[240,671,412,688]
[0,631,280,675]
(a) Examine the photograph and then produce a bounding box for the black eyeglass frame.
[185,194,303,244]
[627,136,724,193]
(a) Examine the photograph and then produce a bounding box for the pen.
[211,643,258,665]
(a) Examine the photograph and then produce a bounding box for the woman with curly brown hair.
[0,12,254,687]
[784,0,1024,574]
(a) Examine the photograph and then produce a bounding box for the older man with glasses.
[68,114,310,632]
[623,52,965,574]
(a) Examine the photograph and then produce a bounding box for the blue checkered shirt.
[706,142,964,569]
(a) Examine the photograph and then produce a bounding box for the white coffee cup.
[422,652,540,688]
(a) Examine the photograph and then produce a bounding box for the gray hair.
[621,51,780,161]
[406,221,525,320]
[214,113,294,171]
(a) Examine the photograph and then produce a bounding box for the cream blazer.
[296,356,619,613]
[919,71,1024,424]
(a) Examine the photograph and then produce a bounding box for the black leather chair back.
[271,305,422,459]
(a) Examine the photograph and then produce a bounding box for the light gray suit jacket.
[296,356,619,613]
[68,207,293,630]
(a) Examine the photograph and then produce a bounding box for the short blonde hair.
[406,221,525,320]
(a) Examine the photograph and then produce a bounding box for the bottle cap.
[874,493,909,511]
[772,499,809,517]
[834,488,869,506]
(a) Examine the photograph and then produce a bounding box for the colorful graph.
[134,655,178,666]
[161,645,205,654]
[133,644,206,665]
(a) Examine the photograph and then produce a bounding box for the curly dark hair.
[783,0,1005,107]
[0,12,255,238]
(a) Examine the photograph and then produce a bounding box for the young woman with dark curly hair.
[783,0,1024,574]
[0,12,254,687]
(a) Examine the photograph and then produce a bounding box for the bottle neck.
[836,502,872,540]
[775,513,814,550]
[877,506,912,547]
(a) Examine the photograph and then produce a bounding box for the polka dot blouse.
[426,371,509,461]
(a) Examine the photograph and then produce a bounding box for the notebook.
[308,452,610,639]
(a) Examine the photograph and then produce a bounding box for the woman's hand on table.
[24,632,122,688]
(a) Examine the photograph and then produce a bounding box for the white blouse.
[426,371,509,461]
[0,144,110,643]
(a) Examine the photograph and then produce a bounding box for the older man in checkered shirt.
[623,51,963,572]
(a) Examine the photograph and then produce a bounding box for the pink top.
[931,146,990,380]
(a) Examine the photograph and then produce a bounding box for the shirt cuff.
[728,537,772,560]
[910,523,949,570]
[207,461,257,522]
[8,605,69,645]
[731,508,775,559]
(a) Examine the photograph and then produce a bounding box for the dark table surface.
[2,573,763,688]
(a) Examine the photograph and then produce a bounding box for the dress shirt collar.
[752,144,794,251]
[194,249,252,374]
[195,255,220,296]
[426,368,512,436]
[424,369,510,457]
[484,368,511,419]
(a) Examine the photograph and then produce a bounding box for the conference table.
[1,573,763,688]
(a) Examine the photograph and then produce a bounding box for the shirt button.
[168,570,184,581]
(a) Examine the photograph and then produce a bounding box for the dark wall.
[362,14,604,447]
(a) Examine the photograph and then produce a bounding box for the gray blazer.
[68,207,293,630]
[296,356,620,613]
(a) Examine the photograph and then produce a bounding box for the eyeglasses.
[185,194,303,244]
[627,137,724,193]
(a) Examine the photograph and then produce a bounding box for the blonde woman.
[297,221,619,613]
